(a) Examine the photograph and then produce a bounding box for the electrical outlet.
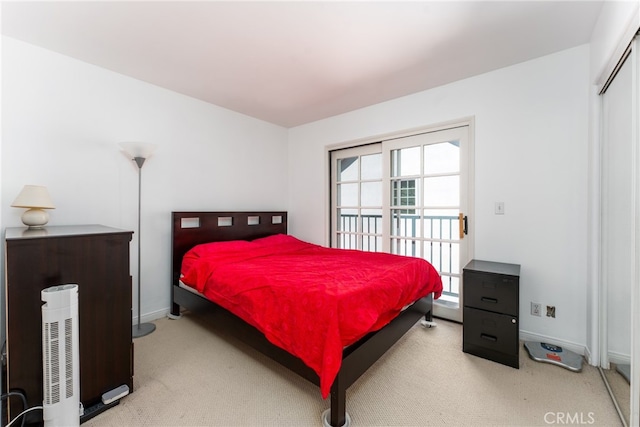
[546,305,556,318]
[531,302,541,317]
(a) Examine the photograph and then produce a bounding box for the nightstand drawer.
[463,307,518,367]
[464,271,518,316]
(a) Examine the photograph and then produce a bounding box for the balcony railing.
[337,213,460,299]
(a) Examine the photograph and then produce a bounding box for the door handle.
[459,213,468,239]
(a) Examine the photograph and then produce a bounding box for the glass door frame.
[382,124,473,322]
[330,143,383,250]
[328,119,475,323]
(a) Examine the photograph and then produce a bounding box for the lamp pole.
[132,156,155,338]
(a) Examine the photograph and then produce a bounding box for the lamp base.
[132,322,156,338]
[21,208,50,228]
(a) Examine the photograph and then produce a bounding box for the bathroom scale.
[524,341,583,372]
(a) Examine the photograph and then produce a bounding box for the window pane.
[361,235,382,252]
[337,233,357,249]
[391,146,420,177]
[438,242,459,273]
[337,208,357,232]
[424,141,459,174]
[361,182,382,206]
[423,176,459,207]
[391,238,421,257]
[361,153,382,180]
[337,183,358,206]
[423,240,440,269]
[361,209,382,234]
[391,210,421,238]
[423,241,459,274]
[423,211,459,240]
[391,179,418,211]
[337,157,359,181]
[440,275,460,298]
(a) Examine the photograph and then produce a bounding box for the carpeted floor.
[84,311,622,426]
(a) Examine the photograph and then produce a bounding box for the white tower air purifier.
[41,284,80,427]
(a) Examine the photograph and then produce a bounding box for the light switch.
[495,202,505,215]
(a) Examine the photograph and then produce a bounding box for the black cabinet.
[4,225,134,423]
[462,259,520,368]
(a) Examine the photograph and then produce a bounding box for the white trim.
[630,37,640,427]
[599,83,610,370]
[608,351,632,367]
[467,118,476,262]
[137,307,168,324]
[324,116,475,152]
[323,148,331,247]
[588,87,602,368]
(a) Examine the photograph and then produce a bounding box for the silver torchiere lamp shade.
[11,185,55,228]
[120,141,157,338]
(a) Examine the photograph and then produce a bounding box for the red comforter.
[180,234,442,398]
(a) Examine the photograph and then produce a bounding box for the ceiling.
[2,1,604,128]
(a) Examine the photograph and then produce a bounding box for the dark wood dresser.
[4,225,133,423]
[462,259,521,368]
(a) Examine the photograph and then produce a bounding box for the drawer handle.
[481,333,497,342]
[481,297,498,304]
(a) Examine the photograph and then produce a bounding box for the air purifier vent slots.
[65,317,74,398]
[43,320,62,405]
[43,322,52,404]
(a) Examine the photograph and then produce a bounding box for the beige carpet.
[84,311,621,427]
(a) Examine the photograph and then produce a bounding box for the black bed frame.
[170,211,433,427]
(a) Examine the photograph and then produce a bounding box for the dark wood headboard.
[171,211,288,285]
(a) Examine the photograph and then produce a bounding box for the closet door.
[600,38,639,426]
[602,52,632,370]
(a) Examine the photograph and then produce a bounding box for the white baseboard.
[133,308,170,325]
[607,350,631,366]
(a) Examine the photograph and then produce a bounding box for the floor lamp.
[120,141,157,338]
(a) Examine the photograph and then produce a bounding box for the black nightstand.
[462,259,521,368]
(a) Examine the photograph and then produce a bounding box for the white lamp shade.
[11,185,55,209]
[119,142,157,159]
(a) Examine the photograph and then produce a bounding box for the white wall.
[1,36,288,324]
[288,45,590,349]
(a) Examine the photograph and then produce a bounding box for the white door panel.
[330,124,474,323]
[383,126,471,322]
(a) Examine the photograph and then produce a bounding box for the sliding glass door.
[331,144,383,251]
[330,124,473,322]
[383,126,470,321]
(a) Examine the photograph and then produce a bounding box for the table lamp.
[11,185,55,228]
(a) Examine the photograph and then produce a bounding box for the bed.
[170,211,442,426]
